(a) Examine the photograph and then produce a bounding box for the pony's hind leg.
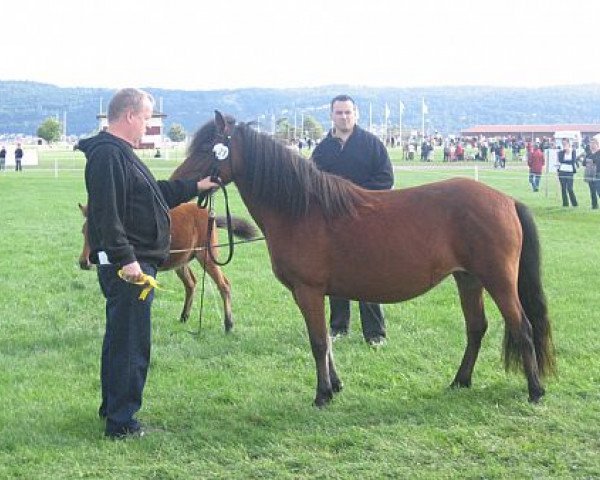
[175,265,196,323]
[490,286,545,402]
[451,272,487,389]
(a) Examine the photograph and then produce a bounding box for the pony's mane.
[174,118,368,218]
[235,123,367,219]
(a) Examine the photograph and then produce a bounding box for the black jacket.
[311,125,394,190]
[80,131,198,266]
[558,149,578,175]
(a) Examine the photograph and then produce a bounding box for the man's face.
[128,99,153,146]
[330,100,356,134]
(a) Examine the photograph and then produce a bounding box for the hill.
[2,80,600,137]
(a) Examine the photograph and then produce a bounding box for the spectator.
[311,94,394,347]
[583,134,600,209]
[527,143,545,192]
[556,137,579,207]
[0,145,6,171]
[14,143,24,171]
[494,142,505,168]
[455,142,465,161]
[79,88,219,439]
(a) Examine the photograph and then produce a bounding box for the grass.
[1,148,599,478]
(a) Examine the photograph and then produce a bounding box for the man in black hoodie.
[311,94,394,347]
[79,88,218,439]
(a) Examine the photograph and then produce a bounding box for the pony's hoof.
[528,388,545,404]
[450,378,471,389]
[313,390,333,407]
[179,315,189,324]
[332,379,343,393]
[224,317,233,333]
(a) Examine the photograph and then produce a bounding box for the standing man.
[311,94,394,347]
[14,143,23,171]
[527,143,545,192]
[79,88,218,439]
[0,145,6,171]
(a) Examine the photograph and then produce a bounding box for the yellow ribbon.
[117,269,169,301]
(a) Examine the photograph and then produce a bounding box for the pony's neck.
[233,178,268,232]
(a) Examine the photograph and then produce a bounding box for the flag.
[422,98,428,115]
[399,101,405,115]
[384,102,391,122]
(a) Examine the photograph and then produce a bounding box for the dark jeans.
[558,174,578,206]
[97,262,156,435]
[587,180,600,209]
[529,172,541,191]
[329,296,386,340]
[15,159,22,171]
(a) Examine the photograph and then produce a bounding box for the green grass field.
[1,147,599,479]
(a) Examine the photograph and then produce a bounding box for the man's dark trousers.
[97,262,156,434]
[329,296,386,340]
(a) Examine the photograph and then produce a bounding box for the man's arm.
[364,141,394,190]
[86,146,136,266]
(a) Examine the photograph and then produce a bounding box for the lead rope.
[193,178,235,334]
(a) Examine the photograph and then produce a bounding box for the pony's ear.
[214,110,226,133]
[78,203,88,216]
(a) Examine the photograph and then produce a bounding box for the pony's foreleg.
[203,260,233,333]
[175,265,196,323]
[292,286,341,407]
[451,272,487,389]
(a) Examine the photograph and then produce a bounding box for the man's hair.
[107,88,154,123]
[330,94,355,111]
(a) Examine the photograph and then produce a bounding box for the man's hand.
[197,176,220,193]
[121,261,144,282]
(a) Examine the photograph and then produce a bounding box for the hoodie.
[79,131,199,266]
[311,125,394,190]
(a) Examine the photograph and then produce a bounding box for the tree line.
[3,81,600,140]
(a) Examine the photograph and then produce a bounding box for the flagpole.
[384,103,388,143]
[399,100,404,147]
[369,102,373,133]
[421,97,425,139]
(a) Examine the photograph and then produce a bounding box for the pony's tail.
[215,216,258,240]
[504,202,556,377]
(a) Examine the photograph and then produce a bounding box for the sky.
[3,0,599,91]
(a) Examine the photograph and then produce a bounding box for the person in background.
[79,88,219,439]
[311,94,394,347]
[556,137,579,207]
[0,145,6,171]
[527,143,545,192]
[14,143,23,171]
[583,134,600,209]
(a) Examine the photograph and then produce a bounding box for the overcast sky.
[3,0,598,91]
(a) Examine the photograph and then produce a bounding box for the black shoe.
[366,336,386,348]
[329,330,348,342]
[105,420,145,440]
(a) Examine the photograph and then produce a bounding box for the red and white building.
[96,111,167,149]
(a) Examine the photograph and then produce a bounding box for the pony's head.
[171,111,237,184]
